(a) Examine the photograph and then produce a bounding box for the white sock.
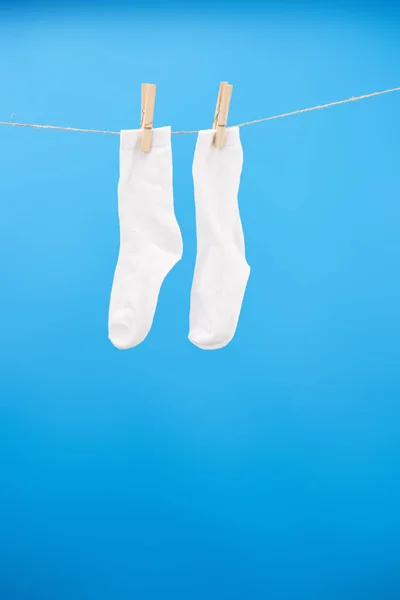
[189,127,250,350]
[108,126,183,349]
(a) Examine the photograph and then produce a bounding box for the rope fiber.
[0,86,398,136]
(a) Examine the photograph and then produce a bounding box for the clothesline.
[0,86,399,136]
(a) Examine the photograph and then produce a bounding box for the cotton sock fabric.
[108,126,183,349]
[189,127,250,350]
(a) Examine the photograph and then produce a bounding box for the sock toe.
[188,329,231,350]
[109,309,143,350]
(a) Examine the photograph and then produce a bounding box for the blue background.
[1,1,400,598]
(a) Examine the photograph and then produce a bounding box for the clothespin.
[213,81,233,148]
[140,83,156,152]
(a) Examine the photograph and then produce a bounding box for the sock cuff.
[120,126,171,150]
[196,126,241,149]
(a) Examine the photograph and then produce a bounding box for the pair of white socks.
[108,126,250,351]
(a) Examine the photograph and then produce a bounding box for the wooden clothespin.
[140,83,156,152]
[213,81,233,148]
